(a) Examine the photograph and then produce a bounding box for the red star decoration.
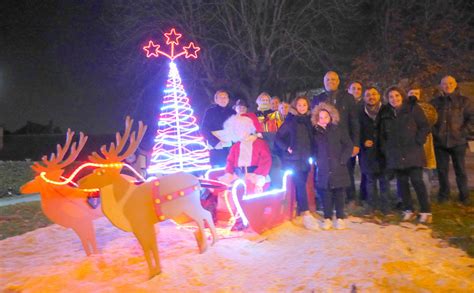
[183,42,200,59]
[143,41,160,58]
[164,28,182,45]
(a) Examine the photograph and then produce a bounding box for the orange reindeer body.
[78,117,217,279]
[20,130,102,256]
[39,183,100,226]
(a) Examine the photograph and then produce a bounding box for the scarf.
[257,104,271,112]
[364,102,381,120]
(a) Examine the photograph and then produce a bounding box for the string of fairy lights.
[148,61,210,175]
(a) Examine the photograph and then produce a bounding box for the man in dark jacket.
[359,87,389,213]
[311,71,360,203]
[201,90,236,167]
[430,75,474,204]
[348,80,367,202]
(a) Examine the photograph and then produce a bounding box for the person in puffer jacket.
[275,96,320,231]
[378,86,431,223]
[312,102,353,230]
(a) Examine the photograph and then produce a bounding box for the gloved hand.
[254,185,263,194]
[246,173,266,187]
[218,172,237,184]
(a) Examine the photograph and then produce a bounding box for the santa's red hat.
[241,113,264,133]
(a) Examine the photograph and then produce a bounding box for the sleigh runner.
[204,168,296,234]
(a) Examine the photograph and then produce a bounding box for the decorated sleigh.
[200,167,296,234]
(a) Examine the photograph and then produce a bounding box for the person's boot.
[321,218,332,230]
[402,210,415,221]
[419,213,432,224]
[335,218,346,230]
[303,213,320,231]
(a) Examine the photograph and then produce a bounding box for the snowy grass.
[1,216,473,291]
[1,194,473,257]
[0,201,52,240]
[431,198,474,257]
[0,161,35,198]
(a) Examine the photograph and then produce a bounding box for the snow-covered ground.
[1,216,473,292]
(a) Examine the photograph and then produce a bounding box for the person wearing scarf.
[359,86,389,214]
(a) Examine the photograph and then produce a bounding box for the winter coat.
[359,103,384,175]
[274,113,313,172]
[378,102,430,170]
[225,137,272,176]
[313,123,353,189]
[311,90,360,147]
[200,104,236,147]
[256,109,279,132]
[430,92,474,148]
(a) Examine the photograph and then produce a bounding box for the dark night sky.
[1,1,169,135]
[2,1,472,137]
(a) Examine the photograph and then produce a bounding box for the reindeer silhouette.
[78,117,217,278]
[21,129,101,255]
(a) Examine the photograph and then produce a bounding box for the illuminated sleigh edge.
[204,167,296,234]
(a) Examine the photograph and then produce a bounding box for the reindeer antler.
[89,116,147,164]
[32,128,89,173]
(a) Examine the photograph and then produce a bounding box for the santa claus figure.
[219,113,272,193]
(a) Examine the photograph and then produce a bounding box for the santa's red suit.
[225,135,272,178]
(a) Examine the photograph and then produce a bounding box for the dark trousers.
[395,167,431,213]
[346,157,356,201]
[320,188,345,219]
[435,144,469,203]
[347,156,367,202]
[360,173,367,201]
[365,172,389,213]
[293,169,310,214]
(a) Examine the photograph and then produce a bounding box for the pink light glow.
[164,28,182,45]
[143,41,160,58]
[143,28,200,61]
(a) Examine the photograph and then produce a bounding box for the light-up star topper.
[143,29,210,175]
[143,28,200,60]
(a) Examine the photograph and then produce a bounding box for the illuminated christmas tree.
[143,28,210,175]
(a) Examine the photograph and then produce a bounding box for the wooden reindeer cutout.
[78,116,217,278]
[20,129,102,256]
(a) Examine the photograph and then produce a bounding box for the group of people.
[200,71,473,231]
